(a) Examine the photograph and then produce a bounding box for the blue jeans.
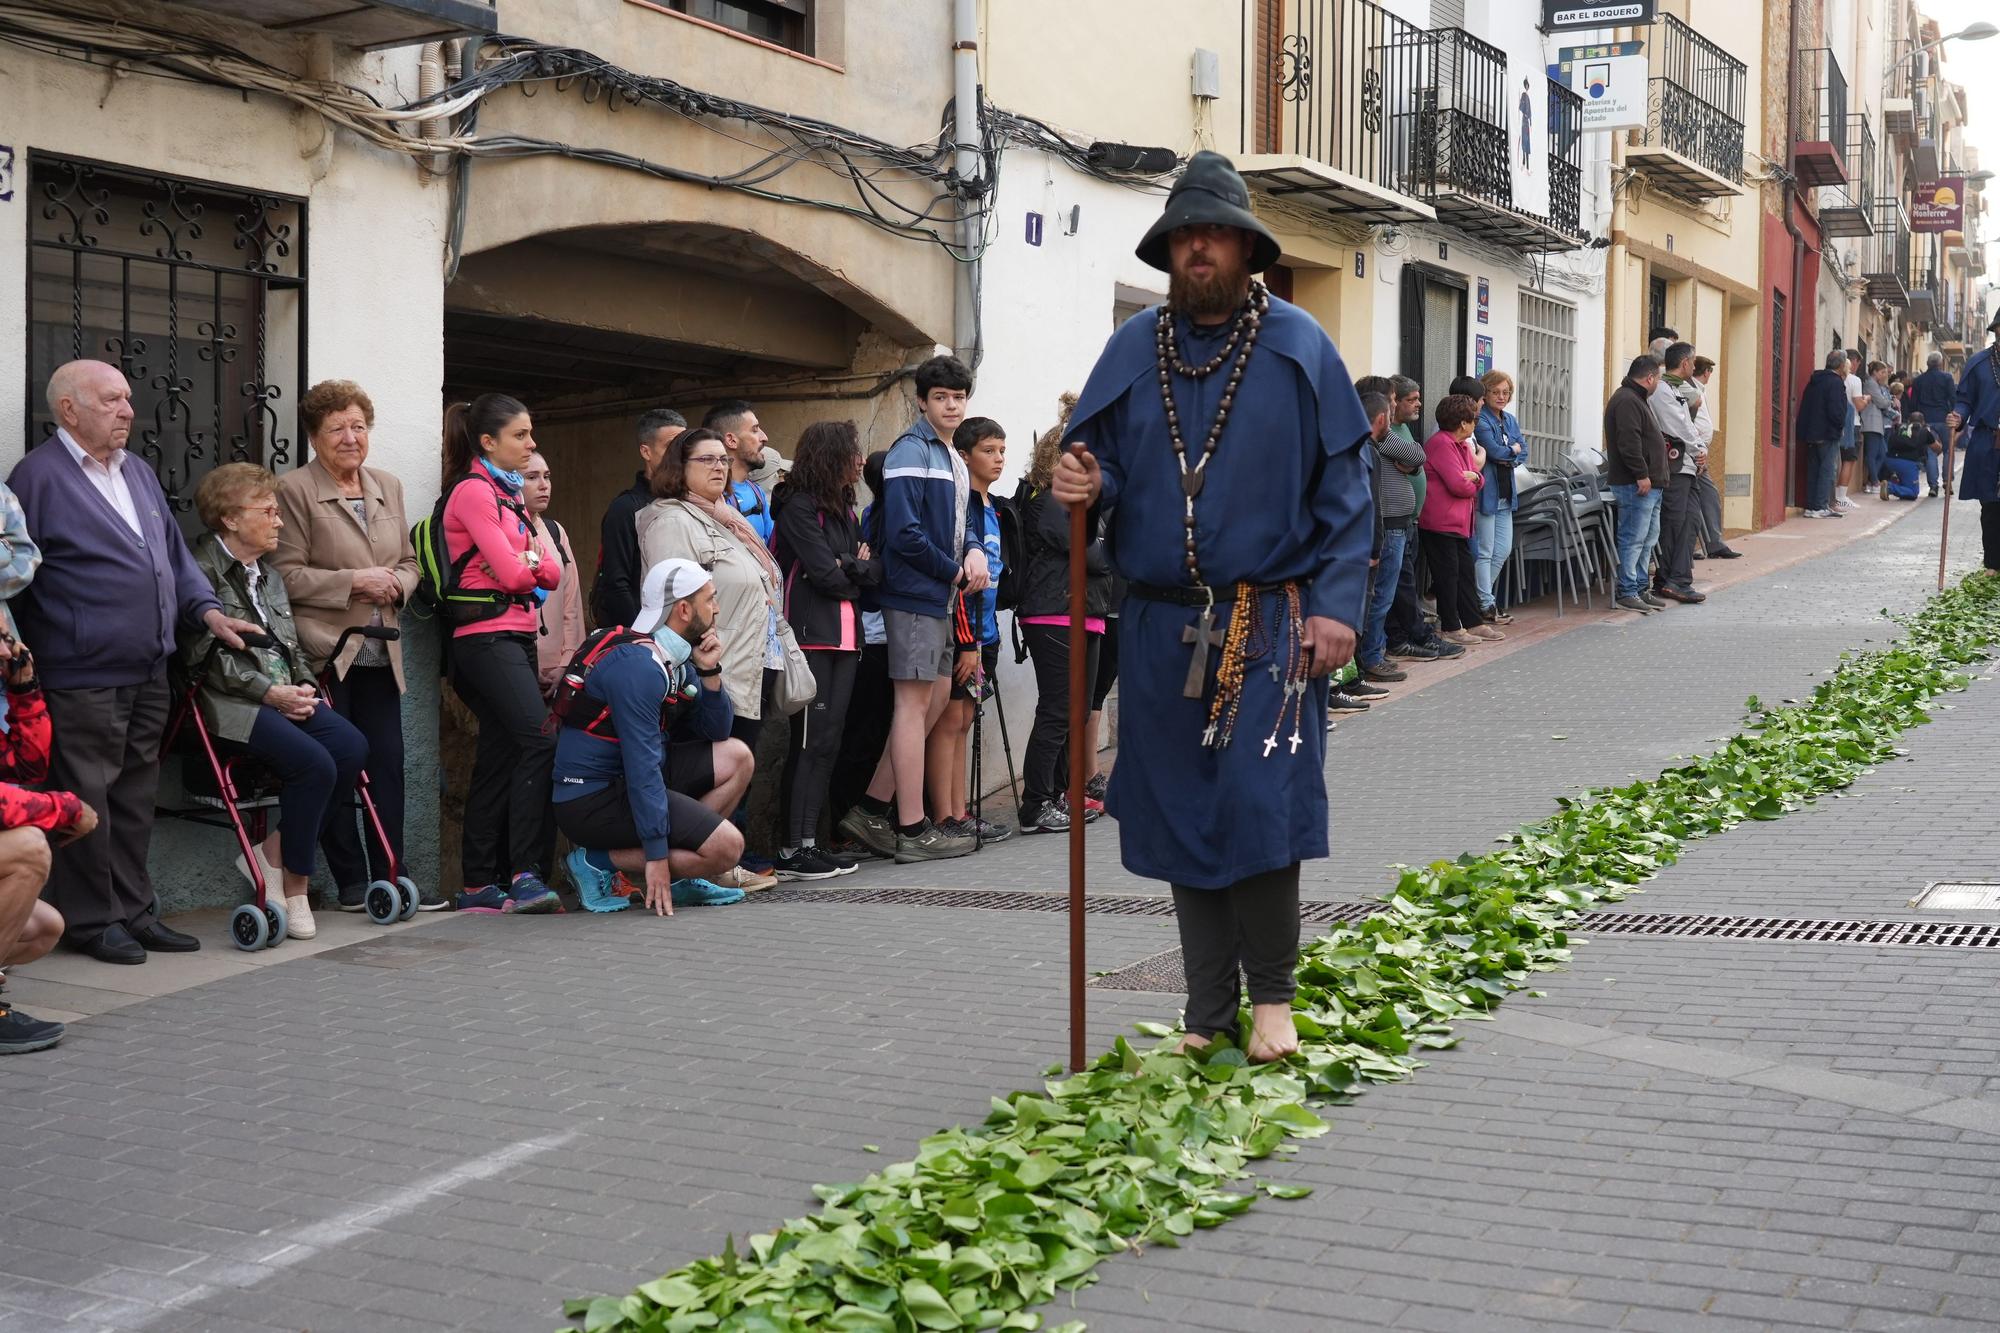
[1883,457,1922,500]
[1472,509,1514,611]
[1805,440,1839,511]
[1861,432,1887,486]
[1610,483,1663,599]
[1360,527,1406,668]
[1924,448,1940,492]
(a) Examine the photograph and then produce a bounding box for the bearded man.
[1052,152,1372,1062]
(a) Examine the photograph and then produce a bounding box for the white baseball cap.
[631,558,713,633]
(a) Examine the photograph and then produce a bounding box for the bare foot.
[1246,1003,1300,1063]
[1175,1032,1213,1056]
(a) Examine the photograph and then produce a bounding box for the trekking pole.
[1940,426,1958,591]
[1066,445,1090,1073]
[971,690,984,851]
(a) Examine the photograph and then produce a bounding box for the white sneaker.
[234,848,284,892]
[1801,509,1829,518]
[285,894,317,940]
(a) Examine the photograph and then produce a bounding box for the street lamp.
[1885,22,1999,91]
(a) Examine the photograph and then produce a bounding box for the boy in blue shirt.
[930,418,1010,842]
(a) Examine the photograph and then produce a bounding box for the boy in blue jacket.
[555,559,754,915]
[837,356,988,864]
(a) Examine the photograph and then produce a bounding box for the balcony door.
[1399,265,1468,413]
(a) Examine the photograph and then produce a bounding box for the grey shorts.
[883,607,954,682]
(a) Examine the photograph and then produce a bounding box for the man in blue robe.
[1052,152,1372,1063]
[1949,308,2000,574]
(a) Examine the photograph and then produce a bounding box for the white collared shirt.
[57,428,143,537]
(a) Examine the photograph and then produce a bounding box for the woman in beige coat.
[272,380,430,911]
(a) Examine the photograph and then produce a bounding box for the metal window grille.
[664,0,809,53]
[25,154,305,515]
[1517,290,1576,472]
[1769,290,1788,453]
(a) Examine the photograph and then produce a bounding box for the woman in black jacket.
[1015,415,1113,835]
[771,421,880,880]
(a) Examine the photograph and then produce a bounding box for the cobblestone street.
[6,497,2000,1333]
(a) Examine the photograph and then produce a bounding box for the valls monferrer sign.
[1910,179,1966,234]
[1541,0,1657,33]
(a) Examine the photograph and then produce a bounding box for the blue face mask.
[480,457,525,492]
[652,623,692,667]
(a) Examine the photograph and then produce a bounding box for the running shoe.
[455,883,510,914]
[716,864,778,892]
[771,848,844,882]
[506,873,563,914]
[893,819,976,863]
[1019,801,1071,835]
[837,806,899,860]
[671,878,745,907]
[1085,772,1109,802]
[0,1001,64,1054]
[566,847,631,913]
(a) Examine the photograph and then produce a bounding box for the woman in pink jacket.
[441,394,563,914]
[1419,394,1502,646]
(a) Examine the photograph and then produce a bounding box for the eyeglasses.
[686,454,731,467]
[239,504,281,519]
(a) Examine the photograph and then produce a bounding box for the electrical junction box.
[1192,49,1220,100]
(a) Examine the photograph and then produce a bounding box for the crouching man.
[0,634,98,1053]
[554,558,754,914]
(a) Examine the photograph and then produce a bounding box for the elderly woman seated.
[182,464,367,940]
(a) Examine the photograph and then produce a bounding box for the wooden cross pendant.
[1181,606,1226,699]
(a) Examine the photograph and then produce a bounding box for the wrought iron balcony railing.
[1548,80,1584,237]
[1862,197,1912,306]
[1631,13,1747,193]
[1263,0,1429,204]
[1405,28,1510,206]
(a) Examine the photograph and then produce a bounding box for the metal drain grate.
[1579,913,2000,948]
[1093,948,1188,993]
[1909,882,2000,911]
[747,886,1379,925]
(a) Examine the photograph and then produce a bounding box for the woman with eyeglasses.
[635,427,787,892]
[183,464,369,941]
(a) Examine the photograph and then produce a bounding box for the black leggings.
[1090,618,1120,711]
[1418,529,1482,632]
[1984,502,2000,572]
[779,649,859,846]
[450,632,554,887]
[1021,623,1101,810]
[321,663,404,889]
[827,642,892,828]
[1172,864,1301,1040]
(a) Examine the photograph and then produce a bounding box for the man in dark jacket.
[1605,354,1670,613]
[1912,352,1958,442]
[592,408,685,627]
[1797,350,1852,518]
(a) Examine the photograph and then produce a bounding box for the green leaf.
[901,1279,962,1330]
[1261,1183,1314,1199]
[581,1297,626,1332]
[635,1276,702,1309]
[827,1311,898,1332]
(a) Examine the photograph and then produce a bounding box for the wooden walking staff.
[1066,443,1090,1073]
[1940,424,1958,591]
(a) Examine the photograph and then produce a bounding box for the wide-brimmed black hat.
[1135,150,1282,275]
[1988,306,2000,334]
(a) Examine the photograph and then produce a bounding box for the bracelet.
[695,665,722,678]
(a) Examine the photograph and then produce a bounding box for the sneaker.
[1388,640,1438,661]
[1614,595,1656,614]
[1329,692,1371,711]
[1084,772,1109,802]
[285,895,317,941]
[771,847,845,882]
[1880,481,1891,501]
[894,819,976,863]
[1360,661,1407,683]
[1424,635,1467,659]
[1019,801,1071,835]
[837,806,899,860]
[672,878,745,907]
[1836,496,1856,510]
[456,883,510,914]
[1072,795,1105,822]
[937,816,978,840]
[1800,508,1829,518]
[336,883,368,912]
[1639,591,1668,609]
[566,847,631,913]
[967,815,1014,842]
[1346,681,1390,697]
[413,887,453,912]
[1469,624,1505,642]
[812,845,862,875]
[823,833,882,863]
[1930,488,1941,498]
[0,1001,64,1054]
[716,864,778,893]
[506,873,562,914]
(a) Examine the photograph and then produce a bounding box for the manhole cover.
[1910,882,2000,911]
[1092,947,1189,993]
[320,937,478,969]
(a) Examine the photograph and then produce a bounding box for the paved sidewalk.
[0,493,1993,1332]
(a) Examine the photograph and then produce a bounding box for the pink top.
[443,470,560,638]
[1419,430,1483,538]
[532,518,586,692]
[1023,615,1107,635]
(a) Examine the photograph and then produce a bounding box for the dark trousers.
[779,649,858,846]
[321,664,404,888]
[1090,619,1121,711]
[1417,529,1481,632]
[1694,471,1727,555]
[726,667,781,829]
[1656,471,1699,592]
[450,632,553,888]
[244,704,368,877]
[1984,503,2000,572]
[828,643,892,828]
[1172,864,1301,1039]
[1805,440,1839,512]
[1387,527,1424,645]
[41,677,169,940]
[1021,622,1101,810]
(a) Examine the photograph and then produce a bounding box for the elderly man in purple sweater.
[9,361,258,964]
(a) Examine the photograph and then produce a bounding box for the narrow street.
[4,497,1998,1332]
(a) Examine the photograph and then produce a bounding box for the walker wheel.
[364,880,401,925]
[262,899,288,949]
[395,876,421,922]
[230,903,269,952]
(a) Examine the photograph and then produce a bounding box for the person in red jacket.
[1418,394,1497,646]
[0,633,98,1053]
